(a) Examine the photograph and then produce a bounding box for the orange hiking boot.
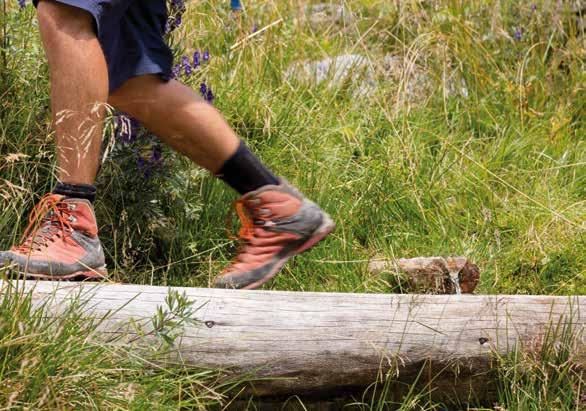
[214,180,335,289]
[0,194,107,280]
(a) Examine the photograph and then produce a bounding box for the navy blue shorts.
[35,0,174,92]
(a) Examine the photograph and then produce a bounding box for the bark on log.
[4,281,584,403]
[368,256,480,294]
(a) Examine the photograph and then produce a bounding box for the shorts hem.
[110,63,173,92]
[33,0,101,34]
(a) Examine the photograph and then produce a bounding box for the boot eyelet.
[69,204,77,210]
[68,216,77,223]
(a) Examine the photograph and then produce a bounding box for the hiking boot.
[214,180,334,289]
[0,194,107,280]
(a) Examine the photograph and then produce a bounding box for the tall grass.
[0,0,585,408]
[0,280,241,409]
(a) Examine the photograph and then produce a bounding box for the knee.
[37,0,95,40]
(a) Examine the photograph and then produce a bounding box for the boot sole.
[241,214,336,290]
[11,266,108,281]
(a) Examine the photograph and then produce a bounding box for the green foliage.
[0,280,238,409]
[0,0,584,408]
[495,311,584,410]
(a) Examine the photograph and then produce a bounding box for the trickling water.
[449,270,462,295]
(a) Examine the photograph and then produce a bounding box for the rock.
[284,54,376,98]
[377,54,468,103]
[284,52,468,103]
[304,3,354,30]
[368,256,480,294]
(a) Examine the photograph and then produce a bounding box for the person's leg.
[110,75,238,173]
[38,0,108,185]
[110,75,280,194]
[109,75,335,289]
[0,1,107,279]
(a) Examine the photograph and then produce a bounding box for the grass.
[0,280,241,409]
[0,0,585,408]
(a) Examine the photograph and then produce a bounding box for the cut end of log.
[368,256,480,294]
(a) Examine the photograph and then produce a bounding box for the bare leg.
[110,75,334,291]
[109,75,239,173]
[37,1,108,184]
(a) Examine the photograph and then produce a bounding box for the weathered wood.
[368,256,480,294]
[3,280,584,403]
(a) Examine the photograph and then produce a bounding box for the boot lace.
[12,194,75,253]
[224,199,259,265]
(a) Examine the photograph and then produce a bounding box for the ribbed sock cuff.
[217,140,279,195]
[53,182,97,203]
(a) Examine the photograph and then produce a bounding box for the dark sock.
[53,182,97,203]
[217,140,279,195]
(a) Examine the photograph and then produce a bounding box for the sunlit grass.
[0,0,584,408]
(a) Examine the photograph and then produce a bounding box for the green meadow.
[0,0,584,409]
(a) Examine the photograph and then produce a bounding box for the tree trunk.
[7,281,585,403]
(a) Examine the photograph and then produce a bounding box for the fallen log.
[368,256,480,294]
[4,281,584,403]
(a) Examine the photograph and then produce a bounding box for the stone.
[284,54,376,98]
[304,3,354,30]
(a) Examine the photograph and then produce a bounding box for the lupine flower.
[199,82,214,104]
[166,0,185,33]
[171,0,185,12]
[182,55,192,76]
[513,27,522,41]
[531,4,537,12]
[136,155,152,179]
[18,0,26,8]
[151,145,163,163]
[203,50,210,62]
[136,144,164,179]
[252,23,258,33]
[205,88,215,104]
[171,64,181,79]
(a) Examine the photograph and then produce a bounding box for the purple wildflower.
[199,82,214,104]
[166,0,185,33]
[136,155,152,179]
[203,50,210,62]
[136,144,163,179]
[252,23,258,33]
[513,27,522,41]
[151,145,163,163]
[18,0,26,8]
[182,55,192,76]
[205,88,214,104]
[171,64,181,78]
[193,50,201,68]
[531,4,537,12]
